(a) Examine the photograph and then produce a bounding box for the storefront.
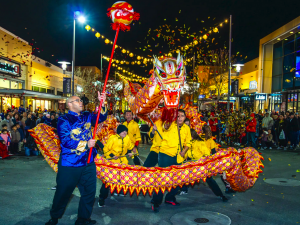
[269,94,283,112]
[239,94,255,112]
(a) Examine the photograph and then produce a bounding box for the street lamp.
[72,11,86,96]
[58,61,71,74]
[233,63,244,74]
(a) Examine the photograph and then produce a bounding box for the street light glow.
[78,16,86,23]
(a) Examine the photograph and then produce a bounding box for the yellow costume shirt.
[123,120,141,145]
[186,140,211,160]
[204,138,218,152]
[148,119,163,154]
[103,134,134,164]
[159,122,192,157]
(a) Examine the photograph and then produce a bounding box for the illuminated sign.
[255,93,267,100]
[0,57,21,77]
[249,81,257,89]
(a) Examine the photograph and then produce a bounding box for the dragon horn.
[153,55,162,67]
[177,51,181,65]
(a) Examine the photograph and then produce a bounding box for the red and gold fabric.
[30,123,264,196]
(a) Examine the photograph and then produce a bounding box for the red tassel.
[161,107,178,124]
[111,23,130,31]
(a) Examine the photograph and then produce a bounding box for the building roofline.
[0,26,28,44]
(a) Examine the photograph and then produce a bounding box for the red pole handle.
[87,25,120,163]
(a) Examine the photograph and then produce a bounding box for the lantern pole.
[227,15,232,111]
[87,25,121,164]
[72,19,76,96]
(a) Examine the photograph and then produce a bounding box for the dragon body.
[30,52,264,195]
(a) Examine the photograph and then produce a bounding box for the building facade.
[0,26,83,112]
[259,15,300,113]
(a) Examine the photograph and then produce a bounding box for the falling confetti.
[268,158,271,161]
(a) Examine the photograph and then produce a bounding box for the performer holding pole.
[143,119,163,167]
[151,109,191,213]
[45,92,107,225]
[98,124,136,207]
[123,110,141,165]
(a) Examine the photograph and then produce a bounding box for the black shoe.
[45,218,58,225]
[165,200,180,206]
[221,196,228,202]
[98,198,105,207]
[75,218,97,225]
[225,188,236,194]
[151,203,159,213]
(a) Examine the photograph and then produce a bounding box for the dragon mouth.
[162,89,180,108]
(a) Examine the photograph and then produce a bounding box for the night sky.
[1,0,299,79]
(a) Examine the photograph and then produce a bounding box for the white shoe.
[284,147,287,151]
[51,186,57,190]
[179,191,188,195]
[114,193,125,197]
[269,147,272,150]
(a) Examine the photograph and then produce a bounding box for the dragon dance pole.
[147,115,163,140]
[87,25,120,164]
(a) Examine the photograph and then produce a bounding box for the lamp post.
[72,11,86,96]
[58,61,71,74]
[227,15,232,111]
[233,63,244,75]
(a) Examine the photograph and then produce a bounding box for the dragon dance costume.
[31,52,264,214]
[48,108,107,223]
[123,119,141,165]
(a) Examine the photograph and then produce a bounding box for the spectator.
[295,113,300,147]
[36,113,43,126]
[0,129,11,154]
[184,118,190,127]
[16,123,25,152]
[276,114,287,150]
[25,114,36,130]
[10,125,20,154]
[0,114,14,132]
[21,112,28,130]
[287,112,299,150]
[50,114,58,129]
[42,114,51,126]
[140,121,150,144]
[246,113,257,148]
[12,113,21,125]
[262,111,273,130]
[0,140,9,159]
[261,128,274,150]
[24,134,39,156]
[120,113,126,123]
[18,105,25,115]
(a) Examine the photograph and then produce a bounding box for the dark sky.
[1,0,299,78]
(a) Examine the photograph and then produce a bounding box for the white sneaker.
[284,147,287,151]
[269,147,272,150]
[264,147,267,150]
[179,191,188,195]
[114,193,125,197]
[51,186,57,190]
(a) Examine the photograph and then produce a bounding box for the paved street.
[1,145,300,225]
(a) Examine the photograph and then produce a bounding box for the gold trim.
[77,141,87,152]
[101,106,107,115]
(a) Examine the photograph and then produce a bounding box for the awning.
[0,89,67,100]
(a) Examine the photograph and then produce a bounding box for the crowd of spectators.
[0,105,64,158]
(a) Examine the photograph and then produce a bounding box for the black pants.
[151,153,179,204]
[133,155,140,165]
[181,177,223,197]
[50,160,96,220]
[143,151,158,167]
[141,133,149,144]
[10,142,19,154]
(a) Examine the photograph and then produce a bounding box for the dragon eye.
[160,72,167,78]
[175,70,180,76]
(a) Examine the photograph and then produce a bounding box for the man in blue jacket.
[45,92,107,225]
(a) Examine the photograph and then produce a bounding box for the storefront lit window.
[272,32,300,92]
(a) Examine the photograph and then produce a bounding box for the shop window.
[283,72,294,89]
[283,35,295,56]
[295,77,300,87]
[272,75,282,92]
[273,58,283,76]
[40,88,46,93]
[283,53,295,73]
[296,51,300,73]
[273,41,283,59]
[296,33,300,50]
[0,79,10,88]
[32,86,39,92]
[47,89,54,94]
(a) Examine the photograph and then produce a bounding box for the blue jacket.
[57,108,107,167]
[42,116,51,126]
[18,107,25,115]
[18,128,25,141]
